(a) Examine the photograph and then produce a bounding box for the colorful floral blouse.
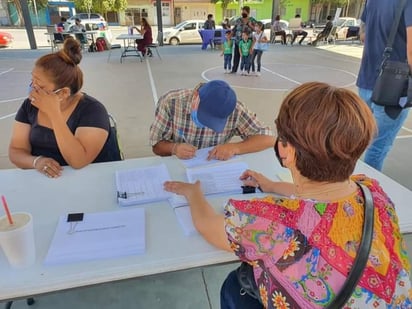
[224,175,411,308]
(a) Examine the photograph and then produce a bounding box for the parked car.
[67,13,108,30]
[0,31,13,48]
[335,17,361,39]
[163,20,206,45]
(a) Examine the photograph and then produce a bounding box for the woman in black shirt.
[9,37,118,178]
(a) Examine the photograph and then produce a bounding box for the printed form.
[44,208,145,265]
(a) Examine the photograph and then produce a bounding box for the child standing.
[239,31,253,75]
[251,21,268,76]
[221,30,233,73]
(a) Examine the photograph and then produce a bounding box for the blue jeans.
[251,50,263,72]
[358,88,409,171]
[224,54,232,70]
[240,55,250,72]
[220,270,263,309]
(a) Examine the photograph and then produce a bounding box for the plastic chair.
[107,114,124,161]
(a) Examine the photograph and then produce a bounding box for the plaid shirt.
[149,84,273,148]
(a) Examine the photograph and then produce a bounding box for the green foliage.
[73,0,127,14]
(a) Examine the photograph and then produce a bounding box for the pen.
[177,128,189,143]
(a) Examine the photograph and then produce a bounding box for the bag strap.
[325,182,374,309]
[382,0,407,58]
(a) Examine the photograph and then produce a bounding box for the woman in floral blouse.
[164,82,411,308]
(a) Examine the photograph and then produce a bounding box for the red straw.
[1,195,14,225]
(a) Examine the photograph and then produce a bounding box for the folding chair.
[107,114,124,161]
[46,25,64,52]
[326,26,338,44]
[212,30,224,50]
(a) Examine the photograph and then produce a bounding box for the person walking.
[356,0,412,171]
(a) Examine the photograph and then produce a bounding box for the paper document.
[116,163,172,206]
[180,146,237,168]
[174,206,197,236]
[44,208,145,265]
[186,161,248,195]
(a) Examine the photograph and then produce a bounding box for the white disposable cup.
[0,212,36,268]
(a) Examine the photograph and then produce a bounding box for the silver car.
[163,20,206,45]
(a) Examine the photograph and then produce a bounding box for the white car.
[163,20,206,45]
[67,13,108,30]
[334,17,361,39]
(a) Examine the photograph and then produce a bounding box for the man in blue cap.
[150,80,274,160]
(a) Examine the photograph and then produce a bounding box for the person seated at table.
[9,38,120,178]
[310,15,333,46]
[272,15,286,45]
[56,16,69,32]
[149,80,274,160]
[164,81,412,309]
[69,18,88,47]
[290,14,308,45]
[133,17,153,57]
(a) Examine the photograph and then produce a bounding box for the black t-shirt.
[15,94,117,165]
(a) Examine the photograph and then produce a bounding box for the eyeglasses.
[29,82,63,95]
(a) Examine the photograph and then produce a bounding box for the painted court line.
[401,126,412,134]
[0,112,16,120]
[396,135,412,139]
[0,68,14,76]
[146,59,158,106]
[0,97,26,104]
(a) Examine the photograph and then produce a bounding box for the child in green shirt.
[239,31,252,75]
[221,31,233,73]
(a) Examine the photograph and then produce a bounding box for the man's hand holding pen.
[173,143,197,159]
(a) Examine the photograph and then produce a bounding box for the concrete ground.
[0,28,411,309]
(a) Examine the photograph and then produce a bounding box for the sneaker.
[256,72,261,76]
[240,70,245,75]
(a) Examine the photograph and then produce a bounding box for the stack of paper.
[44,208,145,265]
[115,163,172,206]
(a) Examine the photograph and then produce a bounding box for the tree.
[10,0,48,26]
[210,0,235,20]
[73,0,127,16]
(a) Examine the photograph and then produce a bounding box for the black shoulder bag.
[236,183,375,308]
[371,0,412,118]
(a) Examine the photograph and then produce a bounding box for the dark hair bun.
[59,37,82,65]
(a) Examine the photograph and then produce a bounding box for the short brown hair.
[35,37,83,95]
[242,6,250,13]
[275,82,376,182]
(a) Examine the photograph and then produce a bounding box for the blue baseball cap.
[197,80,237,133]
